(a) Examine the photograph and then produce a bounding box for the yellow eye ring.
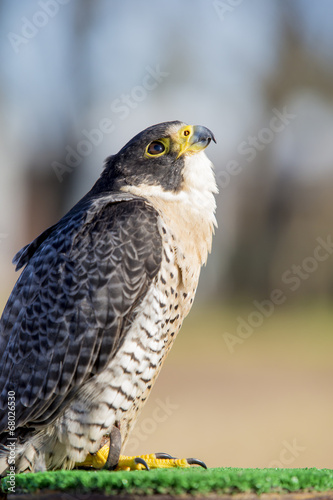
[145,138,169,158]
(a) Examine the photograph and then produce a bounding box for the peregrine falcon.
[0,121,217,474]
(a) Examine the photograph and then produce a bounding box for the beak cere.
[177,125,216,158]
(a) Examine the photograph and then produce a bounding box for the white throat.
[122,151,218,275]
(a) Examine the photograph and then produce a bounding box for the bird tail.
[0,437,41,477]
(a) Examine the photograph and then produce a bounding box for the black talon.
[134,457,150,470]
[155,452,176,459]
[187,458,207,469]
[104,425,122,470]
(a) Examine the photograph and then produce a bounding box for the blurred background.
[0,0,333,468]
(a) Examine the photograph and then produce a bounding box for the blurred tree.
[226,2,333,299]
[22,0,95,243]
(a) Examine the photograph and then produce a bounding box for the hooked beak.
[177,125,216,158]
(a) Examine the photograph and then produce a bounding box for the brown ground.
[124,301,333,469]
[0,289,332,470]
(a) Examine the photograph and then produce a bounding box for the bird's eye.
[146,141,165,156]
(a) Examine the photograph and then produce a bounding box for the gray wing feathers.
[0,196,162,431]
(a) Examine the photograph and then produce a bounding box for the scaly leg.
[76,427,207,471]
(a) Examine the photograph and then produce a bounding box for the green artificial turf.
[2,467,333,496]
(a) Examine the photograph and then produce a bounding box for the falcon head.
[95,121,217,194]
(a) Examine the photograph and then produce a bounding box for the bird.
[0,120,217,475]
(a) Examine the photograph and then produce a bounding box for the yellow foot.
[76,446,207,471]
[76,443,110,469]
[115,453,207,471]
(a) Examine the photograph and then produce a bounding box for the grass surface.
[2,467,333,496]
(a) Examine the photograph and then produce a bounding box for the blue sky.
[0,0,333,295]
